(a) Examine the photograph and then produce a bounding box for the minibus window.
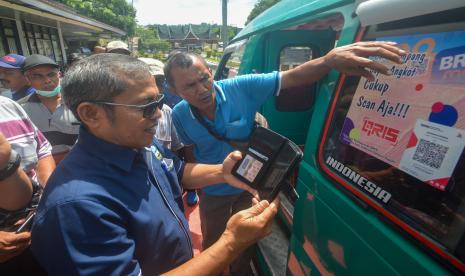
[276,46,315,111]
[216,39,247,80]
[320,15,465,268]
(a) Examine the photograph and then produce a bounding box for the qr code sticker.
[412,139,448,169]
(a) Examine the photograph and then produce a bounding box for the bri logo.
[432,45,465,84]
[362,119,399,143]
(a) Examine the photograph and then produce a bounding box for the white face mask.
[0,89,12,99]
[36,85,61,97]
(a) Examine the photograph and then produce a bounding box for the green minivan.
[215,0,465,274]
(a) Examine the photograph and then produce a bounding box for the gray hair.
[164,52,208,88]
[62,53,152,121]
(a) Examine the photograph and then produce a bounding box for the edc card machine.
[232,127,303,201]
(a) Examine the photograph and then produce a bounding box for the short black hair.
[164,52,208,88]
[62,53,151,122]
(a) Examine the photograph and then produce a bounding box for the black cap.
[23,54,59,72]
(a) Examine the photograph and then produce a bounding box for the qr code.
[412,139,448,169]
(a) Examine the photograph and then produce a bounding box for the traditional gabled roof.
[184,25,199,40]
[153,24,233,42]
[157,25,171,40]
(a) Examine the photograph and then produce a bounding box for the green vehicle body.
[215,0,465,275]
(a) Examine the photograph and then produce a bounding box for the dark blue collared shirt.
[31,127,192,275]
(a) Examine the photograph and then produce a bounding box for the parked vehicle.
[215,0,465,274]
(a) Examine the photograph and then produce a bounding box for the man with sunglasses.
[30,54,278,275]
[19,55,79,164]
[140,57,200,206]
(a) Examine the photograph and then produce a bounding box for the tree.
[55,0,136,36]
[136,26,171,55]
[245,0,281,25]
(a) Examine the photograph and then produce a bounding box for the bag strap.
[189,105,249,152]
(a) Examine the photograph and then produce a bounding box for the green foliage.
[136,26,171,54]
[55,0,136,35]
[245,0,281,25]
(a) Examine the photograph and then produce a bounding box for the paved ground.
[182,192,232,275]
[182,192,202,255]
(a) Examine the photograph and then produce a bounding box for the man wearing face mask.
[0,54,35,101]
[19,55,79,164]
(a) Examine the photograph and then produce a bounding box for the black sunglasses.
[93,94,164,119]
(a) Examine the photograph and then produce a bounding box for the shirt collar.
[77,127,139,172]
[12,86,35,101]
[28,92,41,103]
[213,82,226,103]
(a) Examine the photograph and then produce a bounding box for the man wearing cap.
[93,45,106,55]
[106,40,131,55]
[139,57,199,206]
[0,54,35,101]
[139,58,183,151]
[20,54,79,164]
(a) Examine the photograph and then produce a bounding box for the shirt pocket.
[225,117,251,140]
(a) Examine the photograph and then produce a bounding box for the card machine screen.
[232,127,303,200]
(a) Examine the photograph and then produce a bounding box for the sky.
[132,0,257,27]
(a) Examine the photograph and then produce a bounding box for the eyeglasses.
[94,94,164,119]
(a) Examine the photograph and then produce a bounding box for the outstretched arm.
[281,41,406,90]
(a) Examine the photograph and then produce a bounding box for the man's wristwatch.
[0,149,21,181]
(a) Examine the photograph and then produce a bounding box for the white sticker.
[399,119,465,191]
[236,154,264,182]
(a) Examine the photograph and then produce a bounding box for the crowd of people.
[0,38,405,275]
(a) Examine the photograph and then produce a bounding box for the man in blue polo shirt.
[166,42,406,275]
[31,54,278,275]
[0,54,35,101]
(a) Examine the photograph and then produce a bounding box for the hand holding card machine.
[232,127,303,201]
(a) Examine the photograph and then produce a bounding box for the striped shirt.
[20,93,79,156]
[0,96,52,182]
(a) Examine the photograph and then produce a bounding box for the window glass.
[276,46,314,112]
[321,14,465,266]
[4,28,13,36]
[216,39,247,80]
[279,47,312,71]
[52,39,62,62]
[34,25,41,39]
[7,37,17,53]
[43,40,54,60]
[42,26,50,39]
[50,29,62,62]
[0,19,20,54]
[29,38,38,54]
[36,39,45,55]
[2,19,12,28]
[0,35,5,56]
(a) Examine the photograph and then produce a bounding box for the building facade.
[157,24,221,52]
[0,0,125,66]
